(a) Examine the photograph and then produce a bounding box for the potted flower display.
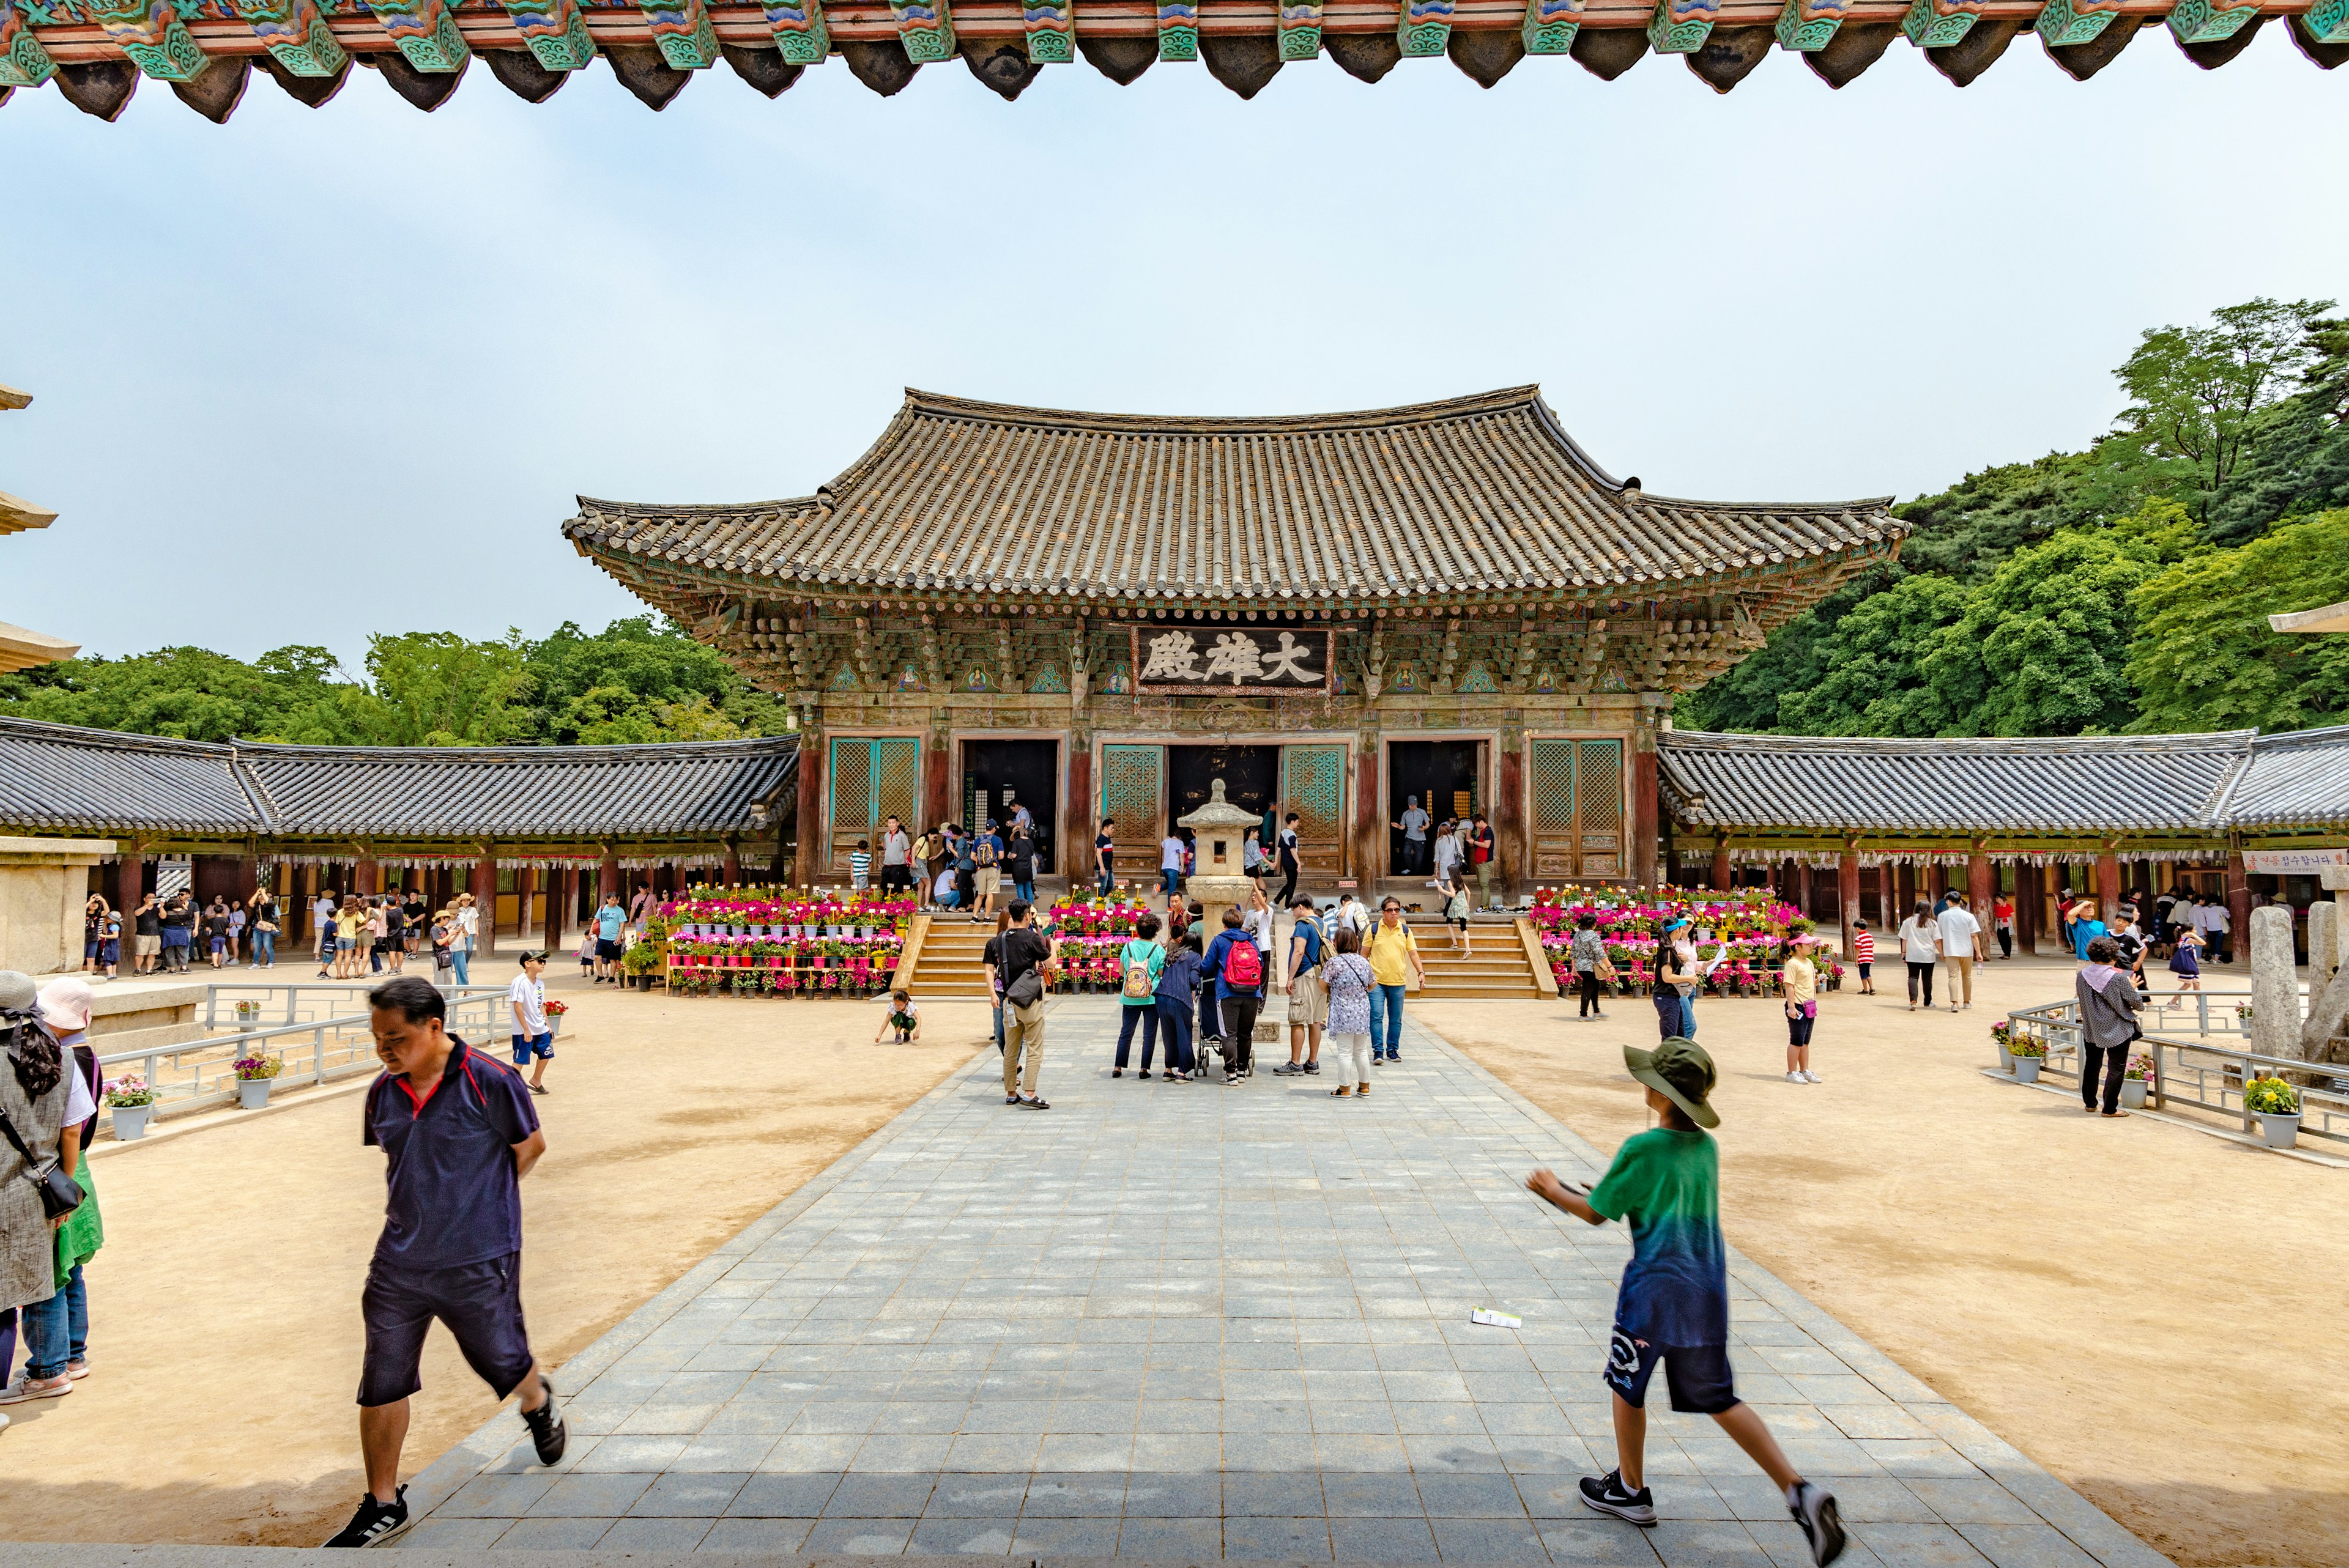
[2243,1074,2301,1149]
[2121,1052,2154,1111]
[2008,1034,2047,1084]
[105,1076,157,1141]
[544,997,570,1036]
[1990,1019,2014,1073]
[233,999,263,1026]
[234,1054,283,1110]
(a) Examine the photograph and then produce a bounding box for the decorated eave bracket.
[8,0,2344,114]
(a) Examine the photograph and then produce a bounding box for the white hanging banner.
[2243,847,2348,875]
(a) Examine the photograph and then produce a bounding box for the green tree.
[1948,526,2174,736]
[2107,297,2339,529]
[1772,574,1975,737]
[2128,508,2349,734]
[355,631,535,747]
[522,617,790,744]
[0,645,367,743]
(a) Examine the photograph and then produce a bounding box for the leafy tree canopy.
[2128,508,2349,736]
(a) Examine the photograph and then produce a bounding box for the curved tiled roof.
[0,718,795,843]
[563,386,1899,603]
[2209,724,2349,830]
[1658,728,2255,837]
[0,719,265,836]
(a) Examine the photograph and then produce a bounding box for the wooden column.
[2096,851,2123,914]
[1710,836,1731,893]
[1796,860,1813,920]
[722,837,742,887]
[797,734,823,890]
[921,733,951,838]
[1839,849,1861,960]
[546,869,567,952]
[355,856,377,896]
[1065,742,1092,882]
[1968,850,1994,916]
[518,868,538,942]
[1494,738,1525,903]
[1354,739,1381,885]
[472,851,498,958]
[2226,846,2251,965]
[2011,864,2033,956]
[1630,746,1659,890]
[599,848,621,904]
[1877,862,1893,928]
[115,845,143,928]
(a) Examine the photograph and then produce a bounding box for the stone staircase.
[904,917,998,1000]
[1405,917,1549,1000]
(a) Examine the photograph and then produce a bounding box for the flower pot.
[1995,1044,2013,1074]
[2013,1056,2043,1084]
[111,1104,153,1141]
[238,1078,273,1111]
[2257,1112,2300,1150]
[547,1015,565,1038]
[2120,1079,2148,1110]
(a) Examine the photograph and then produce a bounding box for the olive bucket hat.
[1624,1037,1720,1129]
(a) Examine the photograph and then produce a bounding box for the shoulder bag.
[0,1108,84,1221]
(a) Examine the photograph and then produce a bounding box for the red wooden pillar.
[2225,848,2251,965]
[1066,742,1092,882]
[599,848,621,906]
[1709,837,1731,893]
[722,838,742,887]
[115,845,144,929]
[922,735,951,840]
[1838,850,1861,959]
[547,869,567,952]
[797,736,823,890]
[1968,851,1994,917]
[1495,740,1525,901]
[1354,741,1382,884]
[2096,851,2123,916]
[1876,862,1892,927]
[471,852,498,957]
[518,868,538,942]
[1630,746,1660,890]
[355,856,377,897]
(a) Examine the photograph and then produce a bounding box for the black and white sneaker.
[324,1485,410,1547]
[1303,1062,1320,1075]
[1788,1481,1846,1566]
[1578,1469,1657,1526]
[1020,1095,1051,1110]
[521,1378,567,1466]
[1274,1062,1304,1076]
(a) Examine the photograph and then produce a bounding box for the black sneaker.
[521,1378,567,1466]
[1005,1094,1020,1104]
[1788,1481,1845,1566]
[1578,1469,1656,1526]
[1020,1095,1051,1110]
[324,1485,410,1547]
[1303,1062,1320,1074]
[1274,1062,1304,1075]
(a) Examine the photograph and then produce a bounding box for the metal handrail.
[96,982,514,1125]
[2005,991,2343,1145]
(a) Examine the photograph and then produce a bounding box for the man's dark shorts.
[596,938,621,961]
[359,1251,534,1407]
[1603,1323,1738,1415]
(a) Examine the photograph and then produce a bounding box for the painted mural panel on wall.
[1124,625,1330,695]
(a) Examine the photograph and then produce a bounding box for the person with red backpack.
[1113,913,1167,1079]
[1203,906,1264,1084]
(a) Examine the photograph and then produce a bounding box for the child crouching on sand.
[875,988,921,1043]
[1526,1038,1845,1567]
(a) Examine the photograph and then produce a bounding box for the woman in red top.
[1991,895,2016,960]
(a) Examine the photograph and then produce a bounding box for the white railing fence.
[97,982,513,1125]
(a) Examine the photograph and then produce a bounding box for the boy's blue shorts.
[1603,1323,1738,1415]
[512,1032,554,1062]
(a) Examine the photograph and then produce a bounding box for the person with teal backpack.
[1113,913,1167,1078]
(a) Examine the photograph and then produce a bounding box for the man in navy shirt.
[327,977,563,1547]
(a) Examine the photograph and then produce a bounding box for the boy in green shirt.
[1527,1037,1845,1567]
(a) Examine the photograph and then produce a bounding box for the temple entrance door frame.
[1091,731,1359,886]
[960,737,1061,867]
[826,733,922,879]
[1169,744,1282,862]
[1383,736,1489,879]
[949,725,1068,877]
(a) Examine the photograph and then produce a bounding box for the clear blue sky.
[3,31,2343,671]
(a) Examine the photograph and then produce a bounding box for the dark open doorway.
[1388,741,1480,876]
[963,739,1058,864]
[1169,744,1280,846]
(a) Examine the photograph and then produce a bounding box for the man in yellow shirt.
[1362,897,1426,1064]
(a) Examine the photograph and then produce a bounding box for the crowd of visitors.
[80,887,288,979]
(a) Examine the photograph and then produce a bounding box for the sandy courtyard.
[1417,955,2348,1568]
[0,966,993,1546]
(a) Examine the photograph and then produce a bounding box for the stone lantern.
[1177,778,1262,941]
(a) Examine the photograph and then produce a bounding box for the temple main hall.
[563,385,1902,895]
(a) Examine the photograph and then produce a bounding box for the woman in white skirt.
[1321,927,1378,1098]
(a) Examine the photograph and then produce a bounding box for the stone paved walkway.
[397,1003,2166,1567]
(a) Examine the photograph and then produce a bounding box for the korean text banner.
[1124,625,1332,694]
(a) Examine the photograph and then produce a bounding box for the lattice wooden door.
[1529,738,1624,882]
[828,737,918,874]
[1099,744,1165,855]
[1280,744,1347,879]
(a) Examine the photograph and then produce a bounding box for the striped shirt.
[1852,930,1875,964]
[849,851,871,887]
